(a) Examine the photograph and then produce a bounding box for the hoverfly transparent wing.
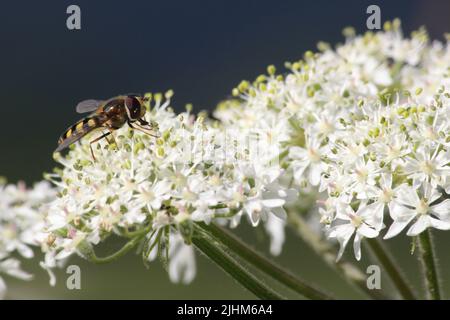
[76,99,104,113]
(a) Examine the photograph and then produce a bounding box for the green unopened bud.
[238,80,250,93]
[165,89,174,99]
[122,159,131,170]
[259,83,267,91]
[134,141,145,155]
[292,62,301,71]
[397,107,405,115]
[363,139,370,147]
[392,18,401,30]
[124,143,132,153]
[304,50,314,59]
[144,92,152,101]
[108,142,117,151]
[317,41,330,51]
[267,65,276,76]
[162,130,171,141]
[342,26,356,38]
[154,93,163,103]
[368,127,380,138]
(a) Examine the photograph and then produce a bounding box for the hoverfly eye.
[125,96,142,119]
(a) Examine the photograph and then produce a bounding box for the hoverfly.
[55,94,158,160]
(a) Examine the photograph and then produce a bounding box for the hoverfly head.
[125,95,146,121]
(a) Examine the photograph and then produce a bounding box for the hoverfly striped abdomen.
[56,116,102,152]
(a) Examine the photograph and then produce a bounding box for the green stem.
[366,238,416,300]
[418,229,442,300]
[192,226,285,300]
[83,233,147,264]
[196,222,333,300]
[126,227,152,238]
[288,212,390,300]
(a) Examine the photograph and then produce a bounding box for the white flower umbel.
[42,91,292,284]
[0,180,56,298]
[220,20,450,260]
[3,20,448,293]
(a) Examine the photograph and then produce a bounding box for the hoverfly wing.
[55,128,86,152]
[76,99,104,113]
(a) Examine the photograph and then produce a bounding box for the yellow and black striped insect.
[55,94,158,160]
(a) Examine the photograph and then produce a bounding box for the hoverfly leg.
[137,126,160,138]
[104,134,112,145]
[129,122,160,138]
[89,131,112,162]
[107,127,118,147]
[139,119,159,132]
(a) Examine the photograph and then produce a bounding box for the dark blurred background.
[1,0,449,299]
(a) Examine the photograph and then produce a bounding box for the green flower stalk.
[418,229,442,300]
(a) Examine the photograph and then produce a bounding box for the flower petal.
[329,224,355,261]
[384,213,416,239]
[429,216,450,231]
[406,215,430,236]
[353,232,362,261]
[264,214,286,256]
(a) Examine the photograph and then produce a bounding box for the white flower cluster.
[1,21,449,292]
[0,180,56,298]
[41,21,450,275]
[216,20,450,261]
[41,90,295,284]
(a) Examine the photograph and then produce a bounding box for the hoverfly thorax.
[124,95,146,122]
